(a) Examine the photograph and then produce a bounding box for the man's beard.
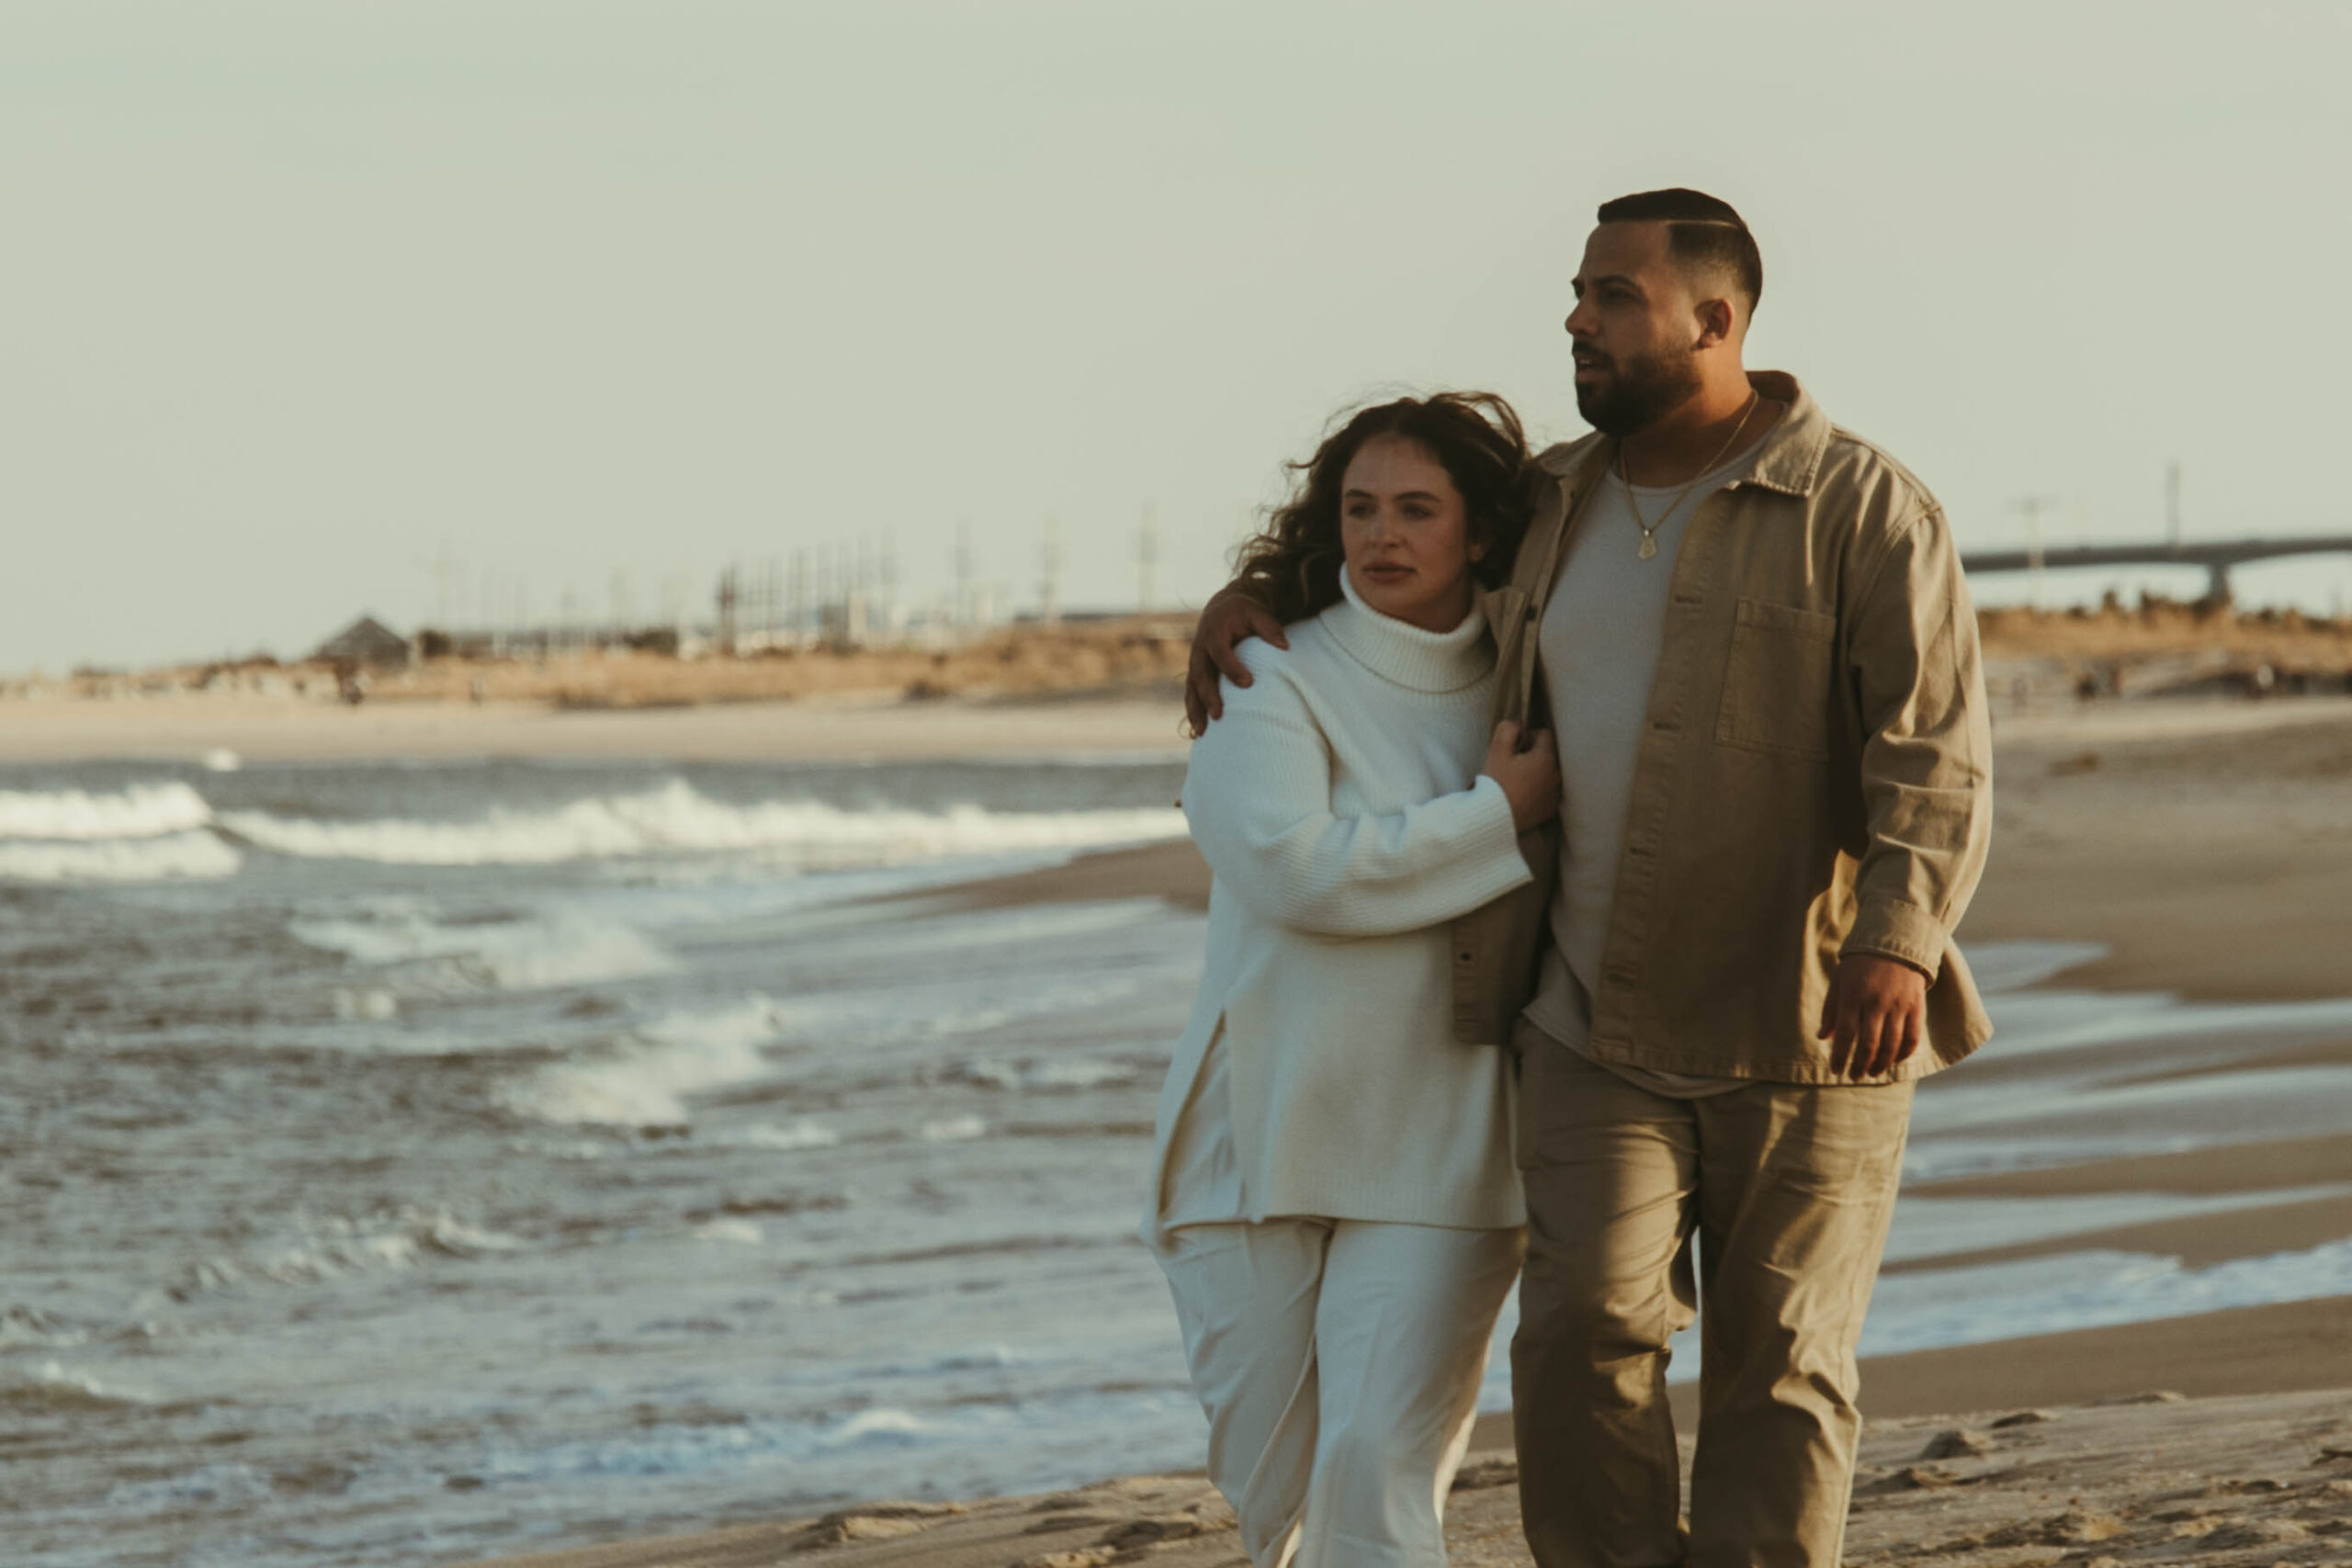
[1575,345,1702,437]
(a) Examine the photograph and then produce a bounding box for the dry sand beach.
[6,682,2348,1566]
[443,695,2352,1568]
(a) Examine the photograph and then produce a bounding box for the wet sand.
[1964,697,2352,1001]
[460,1384,2352,1568]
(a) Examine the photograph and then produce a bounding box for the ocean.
[5,755,2349,1567]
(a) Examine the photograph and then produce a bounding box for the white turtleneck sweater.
[1144,574,1535,1238]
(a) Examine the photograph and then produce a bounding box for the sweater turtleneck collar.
[1323,568,1492,694]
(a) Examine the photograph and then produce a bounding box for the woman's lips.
[1362,564,1412,582]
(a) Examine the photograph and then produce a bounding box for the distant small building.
[313,615,412,669]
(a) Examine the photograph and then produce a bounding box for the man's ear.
[1693,297,1736,350]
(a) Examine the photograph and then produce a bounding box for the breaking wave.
[167,1207,525,1299]
[0,783,238,883]
[219,780,1182,869]
[498,994,789,1126]
[0,831,242,884]
[289,908,675,992]
[0,782,212,840]
[0,1359,149,1411]
[0,776,1179,886]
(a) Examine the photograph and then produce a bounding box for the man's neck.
[1617,370,1780,488]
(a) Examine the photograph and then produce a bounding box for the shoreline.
[460,1373,2352,1568]
[18,689,2350,1566]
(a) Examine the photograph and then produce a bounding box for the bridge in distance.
[1960,535,2352,603]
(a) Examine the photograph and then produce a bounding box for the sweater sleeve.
[1182,646,1532,937]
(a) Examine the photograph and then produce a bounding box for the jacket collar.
[1533,368,1830,500]
[1734,370,1830,497]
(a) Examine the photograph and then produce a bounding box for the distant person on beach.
[1145,392,1557,1567]
[1185,190,1994,1568]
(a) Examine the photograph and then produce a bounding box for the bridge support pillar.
[2203,561,2233,609]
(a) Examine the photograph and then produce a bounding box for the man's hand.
[1183,589,1288,737]
[1818,953,1928,1079]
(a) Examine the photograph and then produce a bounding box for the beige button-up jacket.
[1450,370,1995,1081]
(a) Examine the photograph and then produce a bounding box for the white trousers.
[1154,1218,1525,1568]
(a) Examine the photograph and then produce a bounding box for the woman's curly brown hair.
[1231,391,1535,625]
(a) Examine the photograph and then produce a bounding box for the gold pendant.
[1637,533,1659,561]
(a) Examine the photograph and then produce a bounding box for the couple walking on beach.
[1142,188,1995,1568]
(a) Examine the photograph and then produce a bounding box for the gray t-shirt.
[1521,446,1760,1098]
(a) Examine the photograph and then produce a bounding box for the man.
[1184,188,1993,1568]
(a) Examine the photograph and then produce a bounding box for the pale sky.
[5,1,2348,674]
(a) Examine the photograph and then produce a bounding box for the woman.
[1145,392,1559,1567]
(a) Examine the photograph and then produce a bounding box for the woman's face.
[1340,434,1482,632]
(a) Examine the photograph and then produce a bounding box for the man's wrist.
[1841,897,1947,979]
[1842,950,1932,982]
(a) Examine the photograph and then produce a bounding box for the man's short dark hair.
[1596,187,1763,313]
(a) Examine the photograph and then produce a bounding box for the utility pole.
[1039,516,1062,625]
[955,521,975,627]
[789,550,809,645]
[716,566,740,656]
[2007,495,2060,610]
[2165,460,2183,554]
[414,542,459,630]
[1138,502,1159,613]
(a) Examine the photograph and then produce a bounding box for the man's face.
[1563,222,1703,437]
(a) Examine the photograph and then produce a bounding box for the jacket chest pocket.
[1715,597,1838,759]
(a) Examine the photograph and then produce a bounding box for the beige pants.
[1510,1040,1912,1568]
[1154,1218,1524,1568]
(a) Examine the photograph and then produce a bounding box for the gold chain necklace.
[1619,390,1759,560]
